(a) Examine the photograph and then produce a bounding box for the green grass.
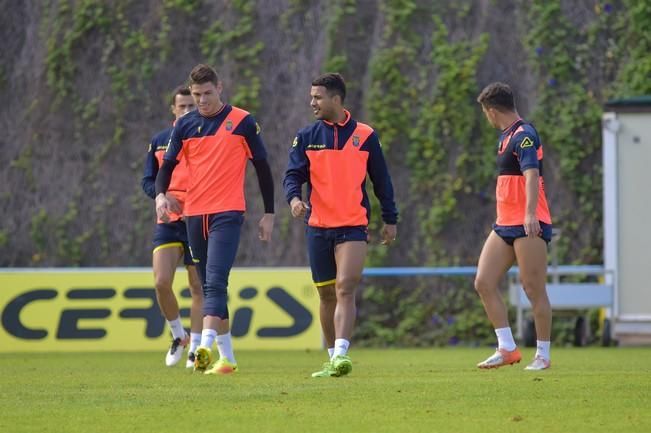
[1,348,649,433]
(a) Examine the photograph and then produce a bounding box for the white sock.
[200,329,217,349]
[495,327,517,351]
[332,339,350,357]
[189,332,201,354]
[216,332,236,364]
[327,347,334,359]
[536,340,551,360]
[167,317,186,340]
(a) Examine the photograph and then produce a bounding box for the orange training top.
[163,105,268,216]
[495,119,552,226]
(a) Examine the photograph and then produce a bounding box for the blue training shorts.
[492,221,553,246]
[152,220,194,266]
[306,225,368,287]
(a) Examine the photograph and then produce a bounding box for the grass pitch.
[1,348,649,433]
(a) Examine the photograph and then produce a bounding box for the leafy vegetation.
[4,0,651,344]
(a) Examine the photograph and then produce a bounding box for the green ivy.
[162,0,202,14]
[613,0,651,96]
[18,0,651,344]
[38,0,185,264]
[323,0,357,73]
[29,209,49,263]
[9,144,35,189]
[200,0,263,112]
[45,0,111,100]
[368,4,490,265]
[523,1,606,263]
[358,1,495,347]
[406,16,490,262]
[0,230,7,249]
[356,277,493,347]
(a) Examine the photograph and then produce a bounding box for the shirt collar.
[502,118,523,134]
[323,109,351,127]
[202,103,228,119]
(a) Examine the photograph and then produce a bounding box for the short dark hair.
[189,64,219,86]
[477,82,515,111]
[312,73,346,103]
[170,85,191,106]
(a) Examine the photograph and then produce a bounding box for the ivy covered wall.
[2,0,650,342]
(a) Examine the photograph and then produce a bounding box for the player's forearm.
[155,160,176,195]
[524,170,539,215]
[142,154,159,199]
[367,146,398,223]
[282,172,305,204]
[381,205,399,225]
[252,158,275,213]
[372,181,398,224]
[142,176,156,199]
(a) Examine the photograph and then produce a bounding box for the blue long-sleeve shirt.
[283,112,398,227]
[141,127,173,199]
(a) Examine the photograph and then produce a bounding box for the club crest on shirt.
[520,136,533,148]
[225,120,233,131]
[352,135,360,147]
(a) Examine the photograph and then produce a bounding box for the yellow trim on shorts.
[152,242,184,254]
[314,278,336,287]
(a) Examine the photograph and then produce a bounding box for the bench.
[509,278,614,346]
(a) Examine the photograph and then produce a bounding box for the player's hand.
[155,193,171,223]
[524,213,540,238]
[165,193,182,215]
[290,197,309,218]
[381,224,397,245]
[259,213,274,241]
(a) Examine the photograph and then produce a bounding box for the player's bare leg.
[475,231,515,328]
[514,236,552,370]
[330,241,367,376]
[475,231,521,368]
[153,246,188,366]
[187,265,204,333]
[310,283,337,378]
[317,283,337,350]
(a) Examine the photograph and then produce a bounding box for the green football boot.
[204,358,238,375]
[331,355,352,377]
[311,361,337,378]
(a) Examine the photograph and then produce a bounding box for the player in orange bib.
[155,65,275,375]
[474,82,552,371]
[284,73,398,377]
[141,85,203,368]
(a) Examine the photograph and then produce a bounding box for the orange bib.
[307,123,373,228]
[182,107,251,216]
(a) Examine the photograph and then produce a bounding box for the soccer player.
[283,73,398,377]
[155,64,274,375]
[474,82,552,371]
[142,85,203,368]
